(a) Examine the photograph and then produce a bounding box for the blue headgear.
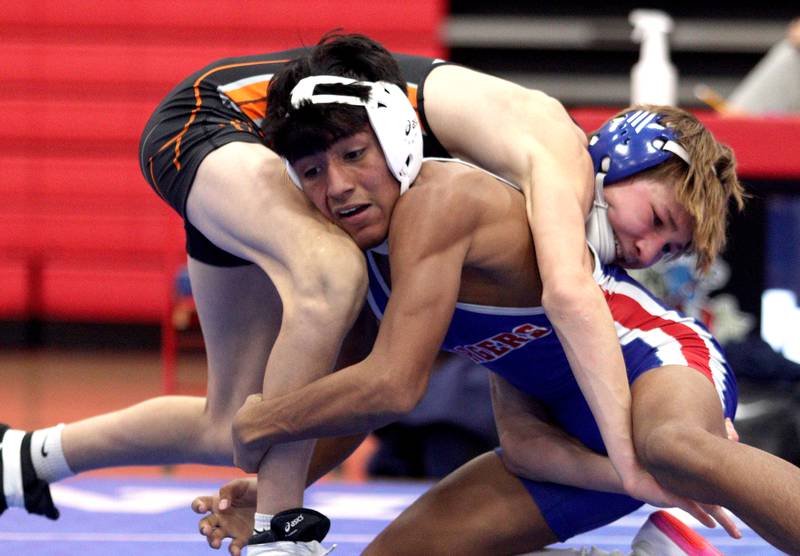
[584,109,691,265]
[588,109,691,188]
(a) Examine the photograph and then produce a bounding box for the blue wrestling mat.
[0,476,780,555]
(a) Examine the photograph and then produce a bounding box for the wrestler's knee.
[191,407,238,463]
[636,422,717,479]
[288,238,367,322]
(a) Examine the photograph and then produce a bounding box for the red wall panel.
[1,0,446,324]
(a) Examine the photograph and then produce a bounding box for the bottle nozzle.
[630,9,674,42]
[629,9,678,106]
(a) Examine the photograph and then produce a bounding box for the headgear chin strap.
[585,183,616,264]
[284,75,423,195]
[585,109,691,264]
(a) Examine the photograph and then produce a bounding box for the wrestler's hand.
[622,464,741,539]
[725,417,739,442]
[788,18,800,48]
[192,478,257,556]
[232,394,271,472]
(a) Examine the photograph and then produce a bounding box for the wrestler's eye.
[344,148,365,161]
[303,166,321,179]
[652,209,663,228]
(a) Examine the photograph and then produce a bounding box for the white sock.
[30,424,74,483]
[1,428,27,507]
[253,512,274,534]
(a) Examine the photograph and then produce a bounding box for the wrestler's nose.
[326,161,355,200]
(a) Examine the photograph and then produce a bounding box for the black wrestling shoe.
[0,424,60,520]
[247,508,331,554]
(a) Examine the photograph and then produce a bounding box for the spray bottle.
[629,9,678,106]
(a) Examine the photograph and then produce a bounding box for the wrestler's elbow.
[497,428,537,478]
[497,429,524,475]
[540,273,595,320]
[369,364,429,418]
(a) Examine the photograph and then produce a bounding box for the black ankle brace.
[271,507,330,542]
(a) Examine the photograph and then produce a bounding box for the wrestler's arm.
[424,66,639,488]
[491,371,741,537]
[232,181,476,455]
[491,372,624,493]
[231,301,380,472]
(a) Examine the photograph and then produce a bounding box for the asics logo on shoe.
[284,514,304,535]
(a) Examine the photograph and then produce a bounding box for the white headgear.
[284,75,423,194]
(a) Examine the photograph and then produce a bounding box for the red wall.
[0,1,446,322]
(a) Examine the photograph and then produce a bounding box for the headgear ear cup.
[588,109,691,187]
[283,76,424,193]
[362,82,423,194]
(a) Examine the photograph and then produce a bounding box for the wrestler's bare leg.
[62,260,280,469]
[185,142,366,515]
[59,142,364,509]
[632,365,800,555]
[364,451,557,556]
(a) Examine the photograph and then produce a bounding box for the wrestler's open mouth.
[338,204,370,219]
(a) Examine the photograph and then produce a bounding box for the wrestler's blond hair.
[611,104,746,273]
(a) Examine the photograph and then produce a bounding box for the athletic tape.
[1,429,25,508]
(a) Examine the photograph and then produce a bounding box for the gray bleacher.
[446,3,796,107]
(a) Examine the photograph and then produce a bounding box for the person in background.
[725,18,800,114]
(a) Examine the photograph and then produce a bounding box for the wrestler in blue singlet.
[364,220,737,541]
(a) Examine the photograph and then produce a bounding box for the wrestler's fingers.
[218,478,256,511]
[678,498,717,530]
[198,514,220,538]
[210,526,228,549]
[192,495,216,514]
[703,504,741,539]
[230,537,247,556]
[724,418,739,443]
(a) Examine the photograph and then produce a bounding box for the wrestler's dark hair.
[264,32,405,162]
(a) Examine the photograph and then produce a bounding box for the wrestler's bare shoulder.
[412,159,515,204]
